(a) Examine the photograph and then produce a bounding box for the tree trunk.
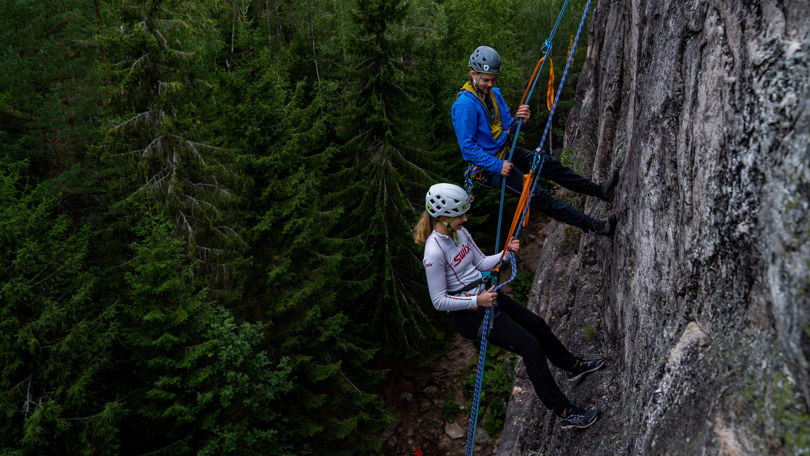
[497,0,810,454]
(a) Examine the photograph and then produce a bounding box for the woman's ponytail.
[413,211,435,245]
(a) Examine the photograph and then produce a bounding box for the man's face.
[470,71,498,95]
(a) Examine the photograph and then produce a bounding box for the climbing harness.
[448,276,488,296]
[463,0,593,453]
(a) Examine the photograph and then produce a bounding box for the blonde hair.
[413,211,437,245]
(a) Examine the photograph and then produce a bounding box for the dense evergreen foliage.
[1,0,588,452]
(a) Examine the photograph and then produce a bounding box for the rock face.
[498,1,809,455]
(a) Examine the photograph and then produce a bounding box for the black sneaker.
[567,357,605,381]
[558,406,599,429]
[600,168,620,202]
[593,214,617,236]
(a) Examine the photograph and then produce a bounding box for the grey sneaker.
[600,168,620,202]
[567,357,605,381]
[593,214,617,236]
[558,406,599,429]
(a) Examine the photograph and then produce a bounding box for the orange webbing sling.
[496,172,534,269]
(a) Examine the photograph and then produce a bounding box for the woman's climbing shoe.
[558,406,599,429]
[567,357,605,381]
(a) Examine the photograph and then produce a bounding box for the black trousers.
[448,292,577,415]
[488,146,602,232]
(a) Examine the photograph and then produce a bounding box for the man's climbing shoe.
[600,168,620,202]
[567,357,605,381]
[558,406,599,429]
[594,214,617,236]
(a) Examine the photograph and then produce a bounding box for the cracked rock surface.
[497,1,810,454]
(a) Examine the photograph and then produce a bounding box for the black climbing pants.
[488,146,602,232]
[448,292,578,415]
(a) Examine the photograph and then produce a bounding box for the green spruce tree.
[212,4,390,453]
[96,0,237,274]
[0,164,122,454]
[328,0,446,359]
[0,0,102,179]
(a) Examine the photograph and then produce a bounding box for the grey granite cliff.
[498,1,810,454]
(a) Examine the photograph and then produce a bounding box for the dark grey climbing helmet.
[468,46,501,74]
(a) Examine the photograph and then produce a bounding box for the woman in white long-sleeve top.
[414,183,604,429]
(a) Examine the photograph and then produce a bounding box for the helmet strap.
[471,73,483,93]
[443,218,460,244]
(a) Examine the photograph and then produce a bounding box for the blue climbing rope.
[463,305,490,452]
[503,0,594,257]
[463,253,517,454]
[495,0,572,254]
[464,0,593,454]
[519,0,594,237]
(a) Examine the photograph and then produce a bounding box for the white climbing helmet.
[425,183,471,218]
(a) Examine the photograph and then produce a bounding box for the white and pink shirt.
[422,228,504,312]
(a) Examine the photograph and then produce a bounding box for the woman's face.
[445,213,468,231]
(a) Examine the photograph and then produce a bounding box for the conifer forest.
[1,0,590,453]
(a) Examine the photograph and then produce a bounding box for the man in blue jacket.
[452,45,618,235]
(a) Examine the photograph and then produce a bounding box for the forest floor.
[379,216,549,456]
